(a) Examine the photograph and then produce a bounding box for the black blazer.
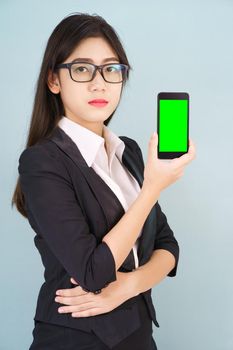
[18,126,179,348]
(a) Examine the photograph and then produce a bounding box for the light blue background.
[1,1,233,349]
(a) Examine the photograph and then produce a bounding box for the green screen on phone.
[159,99,188,152]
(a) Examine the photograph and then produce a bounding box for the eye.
[107,66,119,72]
[106,66,116,72]
[75,66,87,72]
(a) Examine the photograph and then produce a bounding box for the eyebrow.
[71,57,120,63]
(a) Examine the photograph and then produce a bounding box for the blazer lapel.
[47,126,126,225]
[47,126,155,268]
[119,137,157,265]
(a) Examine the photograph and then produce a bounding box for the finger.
[58,301,94,314]
[172,153,192,167]
[185,139,196,160]
[58,305,78,314]
[147,132,158,161]
[70,277,79,285]
[189,139,196,156]
[151,132,158,147]
[171,138,196,167]
[72,307,104,318]
[55,294,93,305]
[55,296,76,305]
[56,286,88,297]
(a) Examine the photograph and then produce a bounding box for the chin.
[93,112,112,122]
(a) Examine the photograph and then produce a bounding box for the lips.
[88,99,109,107]
[88,99,108,103]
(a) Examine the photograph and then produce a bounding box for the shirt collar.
[58,116,125,167]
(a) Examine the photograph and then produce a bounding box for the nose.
[89,68,106,89]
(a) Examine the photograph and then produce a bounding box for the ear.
[47,70,60,94]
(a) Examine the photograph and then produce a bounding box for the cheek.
[60,85,84,109]
[110,86,122,104]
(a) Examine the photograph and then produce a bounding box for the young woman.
[12,12,196,350]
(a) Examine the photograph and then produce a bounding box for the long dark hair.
[11,12,132,218]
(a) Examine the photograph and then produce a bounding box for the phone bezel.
[157,92,189,159]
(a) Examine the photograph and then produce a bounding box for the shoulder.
[18,140,64,174]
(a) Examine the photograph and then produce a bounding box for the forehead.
[67,37,119,63]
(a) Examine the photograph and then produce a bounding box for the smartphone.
[157,92,189,159]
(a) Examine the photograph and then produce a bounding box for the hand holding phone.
[142,131,196,197]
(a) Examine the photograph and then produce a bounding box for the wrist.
[141,185,161,205]
[127,270,140,297]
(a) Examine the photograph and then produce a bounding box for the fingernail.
[56,290,61,295]
[58,308,64,313]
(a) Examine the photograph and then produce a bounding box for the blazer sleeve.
[18,145,117,292]
[154,202,179,277]
[134,140,180,277]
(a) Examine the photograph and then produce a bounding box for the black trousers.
[29,296,158,350]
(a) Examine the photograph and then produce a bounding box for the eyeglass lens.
[70,63,126,82]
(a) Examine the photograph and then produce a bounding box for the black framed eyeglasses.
[55,61,129,83]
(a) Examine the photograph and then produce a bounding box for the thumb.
[148,131,158,159]
[70,277,79,285]
[152,131,158,144]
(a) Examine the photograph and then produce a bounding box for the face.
[47,37,123,136]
